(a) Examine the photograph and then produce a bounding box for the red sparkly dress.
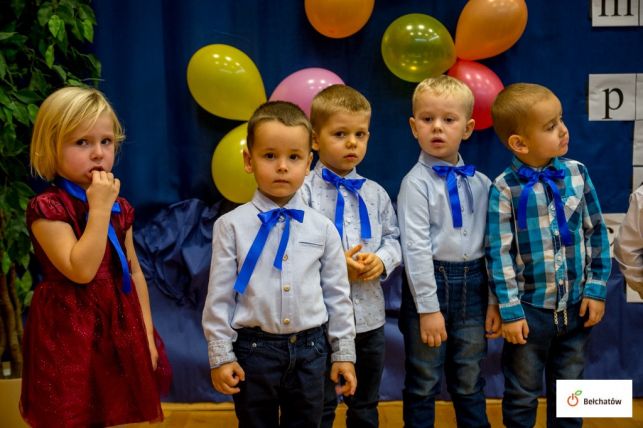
[20,186,172,428]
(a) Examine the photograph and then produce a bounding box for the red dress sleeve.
[26,191,71,227]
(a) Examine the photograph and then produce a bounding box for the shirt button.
[554,230,560,236]
[289,335,297,344]
[283,285,291,292]
[283,254,288,261]
[354,298,360,304]
[463,230,468,236]
[558,279,564,285]
[283,318,291,325]
[550,205,555,211]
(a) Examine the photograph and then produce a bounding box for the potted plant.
[1,1,100,424]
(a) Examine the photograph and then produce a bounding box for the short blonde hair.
[491,83,555,147]
[246,100,312,151]
[412,75,474,118]
[30,86,124,181]
[310,84,371,131]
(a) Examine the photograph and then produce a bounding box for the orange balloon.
[455,0,528,60]
[305,0,374,38]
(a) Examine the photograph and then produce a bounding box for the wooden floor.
[128,399,643,427]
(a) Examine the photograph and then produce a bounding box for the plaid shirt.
[486,156,611,322]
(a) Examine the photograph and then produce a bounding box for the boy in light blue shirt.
[202,101,356,428]
[397,75,500,428]
[301,84,401,428]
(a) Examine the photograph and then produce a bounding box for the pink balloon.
[269,68,344,117]
[448,60,504,130]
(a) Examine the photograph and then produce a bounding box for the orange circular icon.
[567,394,579,407]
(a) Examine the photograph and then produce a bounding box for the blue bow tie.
[516,165,572,246]
[432,164,476,228]
[321,168,371,240]
[55,177,131,293]
[233,207,304,294]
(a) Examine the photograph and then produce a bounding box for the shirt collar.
[313,160,361,180]
[251,190,305,213]
[510,156,563,173]
[418,151,464,169]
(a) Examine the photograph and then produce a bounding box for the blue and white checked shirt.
[301,161,402,333]
[486,156,611,322]
[202,191,356,368]
[397,151,492,314]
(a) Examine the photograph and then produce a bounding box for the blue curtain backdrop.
[90,1,643,403]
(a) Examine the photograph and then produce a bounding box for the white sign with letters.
[588,74,637,121]
[592,0,641,26]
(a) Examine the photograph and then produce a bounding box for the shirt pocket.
[297,235,325,258]
[562,194,583,232]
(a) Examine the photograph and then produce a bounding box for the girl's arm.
[125,227,158,368]
[31,173,119,283]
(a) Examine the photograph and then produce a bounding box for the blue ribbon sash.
[55,177,132,293]
[516,166,572,246]
[432,164,476,228]
[233,207,304,294]
[321,168,372,240]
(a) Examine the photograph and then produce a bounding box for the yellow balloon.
[211,123,257,203]
[187,44,266,120]
[381,14,455,82]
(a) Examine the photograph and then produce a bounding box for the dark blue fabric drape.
[92,1,643,402]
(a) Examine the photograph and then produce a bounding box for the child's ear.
[311,131,320,152]
[508,134,528,154]
[463,118,475,140]
[409,117,418,139]
[305,151,313,175]
[242,148,253,173]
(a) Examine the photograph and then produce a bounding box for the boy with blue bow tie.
[487,83,611,428]
[397,75,500,428]
[202,101,356,428]
[300,84,401,428]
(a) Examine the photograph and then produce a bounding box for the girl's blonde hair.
[30,86,124,181]
[412,75,474,119]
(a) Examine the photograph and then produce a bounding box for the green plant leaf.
[0,32,17,41]
[37,4,53,26]
[52,65,67,81]
[81,19,94,42]
[0,52,8,79]
[1,251,10,274]
[27,104,39,122]
[48,15,64,39]
[10,0,26,18]
[44,44,55,68]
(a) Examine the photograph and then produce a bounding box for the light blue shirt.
[397,151,491,314]
[301,161,402,333]
[202,191,356,368]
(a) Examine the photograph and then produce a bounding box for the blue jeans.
[502,301,590,428]
[320,325,386,428]
[399,259,490,428]
[231,326,328,428]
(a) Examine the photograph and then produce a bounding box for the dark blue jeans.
[320,325,386,428]
[399,259,490,428]
[502,301,590,428]
[231,326,328,428]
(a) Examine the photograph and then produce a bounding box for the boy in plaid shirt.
[486,83,611,428]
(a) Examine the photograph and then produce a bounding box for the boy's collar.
[314,160,360,179]
[511,156,562,172]
[419,151,464,167]
[251,189,304,212]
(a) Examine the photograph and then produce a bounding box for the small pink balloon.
[269,68,344,117]
[448,59,504,130]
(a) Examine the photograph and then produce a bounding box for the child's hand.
[210,362,246,395]
[419,311,447,347]
[330,361,357,397]
[579,297,605,327]
[86,171,120,213]
[502,319,529,345]
[355,252,384,281]
[345,245,365,282]
[485,304,502,339]
[147,334,159,370]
